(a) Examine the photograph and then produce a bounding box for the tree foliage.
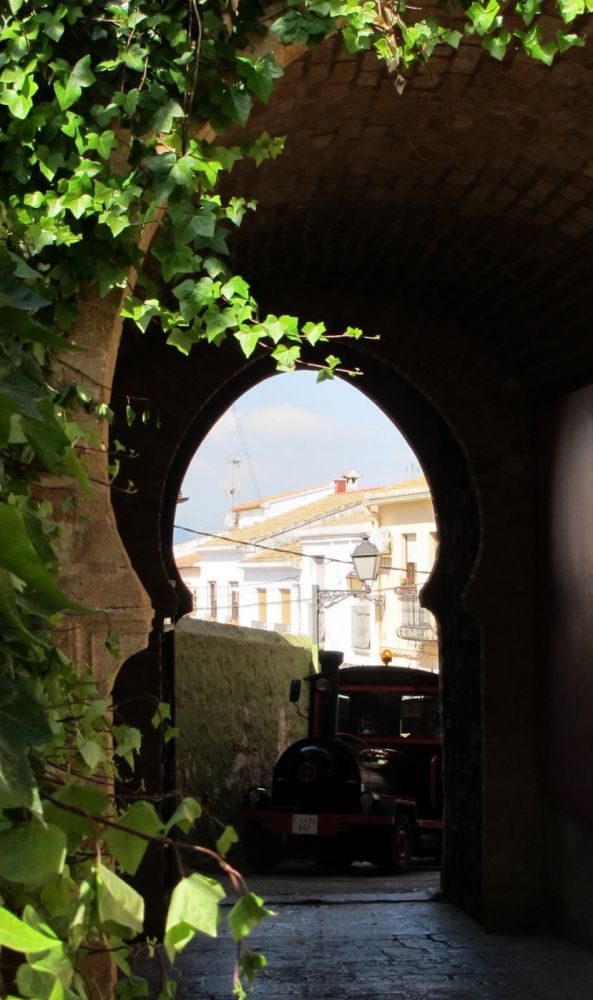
[0,0,587,997]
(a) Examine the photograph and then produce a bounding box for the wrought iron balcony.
[396,588,436,642]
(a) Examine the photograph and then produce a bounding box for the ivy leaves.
[53,56,96,112]
[0,0,361,385]
[1,0,584,400]
[0,311,90,686]
[557,0,593,18]
[0,668,267,995]
[464,0,586,63]
[104,802,164,875]
[270,0,588,70]
[163,875,272,1000]
[0,906,64,953]
[0,503,85,613]
[95,864,145,939]
[0,822,67,884]
[0,678,51,817]
[165,874,226,957]
[0,0,348,384]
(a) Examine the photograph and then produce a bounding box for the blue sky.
[174,371,420,539]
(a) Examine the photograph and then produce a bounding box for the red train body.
[241,650,442,872]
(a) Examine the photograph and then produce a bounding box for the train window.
[400,695,440,738]
[338,692,402,737]
[337,689,440,740]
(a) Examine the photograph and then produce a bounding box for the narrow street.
[173,863,593,999]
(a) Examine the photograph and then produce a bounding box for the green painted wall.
[174,617,313,824]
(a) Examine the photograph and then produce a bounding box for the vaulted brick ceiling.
[221,33,593,391]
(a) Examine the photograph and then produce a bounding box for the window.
[257,588,267,625]
[402,533,417,584]
[401,596,431,629]
[229,581,239,622]
[338,691,440,739]
[397,591,436,641]
[351,605,371,651]
[280,588,291,630]
[208,581,217,620]
[400,694,441,738]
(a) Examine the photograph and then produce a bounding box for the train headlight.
[247,787,267,807]
[314,677,330,693]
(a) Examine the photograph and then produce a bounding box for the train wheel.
[380,814,413,874]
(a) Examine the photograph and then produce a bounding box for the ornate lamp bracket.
[317,589,385,610]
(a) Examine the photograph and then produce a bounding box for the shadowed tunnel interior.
[221,35,593,389]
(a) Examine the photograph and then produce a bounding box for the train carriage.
[241,650,442,872]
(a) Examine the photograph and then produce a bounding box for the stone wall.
[540,385,593,942]
[174,618,312,823]
[105,32,593,942]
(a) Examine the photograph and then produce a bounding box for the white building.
[174,474,438,670]
[371,478,438,671]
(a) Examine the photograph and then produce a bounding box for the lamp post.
[351,534,381,585]
[312,535,384,645]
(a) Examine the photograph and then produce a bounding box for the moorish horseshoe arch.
[61,18,593,952]
[109,322,482,932]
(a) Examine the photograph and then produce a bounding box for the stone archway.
[109,319,484,930]
[63,22,593,948]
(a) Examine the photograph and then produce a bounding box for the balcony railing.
[396,588,436,642]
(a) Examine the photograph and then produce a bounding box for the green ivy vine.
[0,0,589,997]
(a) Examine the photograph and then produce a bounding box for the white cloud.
[241,403,341,439]
[176,376,421,536]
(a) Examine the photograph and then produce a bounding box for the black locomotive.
[241,650,442,872]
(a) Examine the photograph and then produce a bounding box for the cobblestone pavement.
[173,866,593,1000]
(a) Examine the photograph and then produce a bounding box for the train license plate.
[292,814,318,835]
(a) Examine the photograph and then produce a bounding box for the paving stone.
[170,890,593,1000]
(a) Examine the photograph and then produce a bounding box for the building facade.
[174,475,437,669]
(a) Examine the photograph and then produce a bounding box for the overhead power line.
[174,523,431,577]
[232,406,262,503]
[174,523,352,566]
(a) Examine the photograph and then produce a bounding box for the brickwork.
[221,34,593,390]
[51,291,153,688]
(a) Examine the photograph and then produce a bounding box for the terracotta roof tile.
[203,492,368,547]
[199,476,429,550]
[231,480,330,511]
[176,553,202,568]
[242,543,302,565]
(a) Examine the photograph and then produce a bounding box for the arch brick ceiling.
[220,33,593,390]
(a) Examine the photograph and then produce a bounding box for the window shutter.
[351,605,371,650]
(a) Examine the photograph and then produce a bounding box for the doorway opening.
[173,370,435,669]
[172,371,441,884]
[110,329,481,932]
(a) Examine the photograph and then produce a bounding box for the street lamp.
[312,535,384,644]
[351,534,381,585]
